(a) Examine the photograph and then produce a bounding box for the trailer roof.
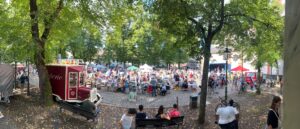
[46,64,83,67]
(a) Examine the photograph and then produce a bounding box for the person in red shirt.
[168,104,181,118]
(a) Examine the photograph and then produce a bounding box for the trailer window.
[69,72,78,87]
[79,72,84,86]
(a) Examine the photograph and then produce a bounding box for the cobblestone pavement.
[98,84,238,108]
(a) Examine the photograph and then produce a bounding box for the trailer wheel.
[53,95,61,102]
[55,96,61,102]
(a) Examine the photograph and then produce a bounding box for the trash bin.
[190,95,198,109]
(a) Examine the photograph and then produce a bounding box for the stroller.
[0,64,15,103]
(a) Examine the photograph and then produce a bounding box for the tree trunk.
[14,61,17,89]
[256,66,261,95]
[283,1,300,128]
[26,60,30,96]
[29,0,63,106]
[198,37,212,124]
[35,49,53,106]
[276,61,279,83]
[270,64,273,81]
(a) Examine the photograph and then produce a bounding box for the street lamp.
[224,46,231,101]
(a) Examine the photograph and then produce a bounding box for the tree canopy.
[0,0,283,117]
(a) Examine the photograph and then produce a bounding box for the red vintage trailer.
[47,64,101,105]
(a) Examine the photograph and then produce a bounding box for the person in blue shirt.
[150,77,157,97]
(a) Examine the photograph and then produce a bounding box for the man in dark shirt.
[136,105,147,119]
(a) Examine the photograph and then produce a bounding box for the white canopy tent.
[139,64,153,73]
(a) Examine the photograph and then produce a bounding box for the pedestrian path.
[98,84,238,108]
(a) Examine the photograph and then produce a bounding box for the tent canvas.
[231,65,249,72]
[127,66,138,71]
[139,64,153,72]
[0,64,15,103]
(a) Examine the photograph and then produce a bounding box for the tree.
[0,1,33,64]
[153,0,227,124]
[220,0,284,95]
[1,0,113,105]
[102,0,190,66]
[152,0,283,124]
[29,0,64,105]
[67,29,102,62]
[283,1,300,128]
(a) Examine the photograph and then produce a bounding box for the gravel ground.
[0,86,279,129]
[98,84,238,108]
[99,89,200,108]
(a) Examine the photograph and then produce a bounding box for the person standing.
[150,77,157,97]
[215,100,239,129]
[266,96,281,129]
[20,70,27,92]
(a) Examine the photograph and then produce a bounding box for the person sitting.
[120,108,137,129]
[182,79,188,90]
[160,81,167,96]
[136,105,147,119]
[121,76,126,93]
[155,105,170,120]
[168,104,181,118]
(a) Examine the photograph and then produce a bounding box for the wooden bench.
[136,116,184,129]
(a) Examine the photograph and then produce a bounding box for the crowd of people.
[119,104,181,129]
[85,65,200,97]
[208,71,258,94]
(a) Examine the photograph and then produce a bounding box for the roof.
[46,64,83,67]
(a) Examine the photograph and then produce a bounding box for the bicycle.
[215,96,240,113]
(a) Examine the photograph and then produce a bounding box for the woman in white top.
[215,100,239,129]
[120,108,137,129]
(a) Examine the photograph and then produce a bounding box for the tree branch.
[41,0,64,42]
[29,0,40,42]
[180,0,206,40]
[225,13,275,29]
[187,17,197,24]
[211,0,225,37]
[187,17,207,38]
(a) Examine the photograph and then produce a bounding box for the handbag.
[265,109,281,129]
[271,109,281,129]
